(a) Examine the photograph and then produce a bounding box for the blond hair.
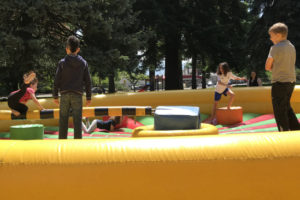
[268,22,288,37]
[30,77,38,85]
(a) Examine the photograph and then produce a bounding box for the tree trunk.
[201,70,207,89]
[148,37,157,91]
[149,69,155,91]
[201,56,207,89]
[191,52,197,89]
[155,76,160,90]
[164,30,182,90]
[108,72,115,93]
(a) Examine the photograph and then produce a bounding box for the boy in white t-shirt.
[209,62,246,124]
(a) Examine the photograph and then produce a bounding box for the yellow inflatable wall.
[1,86,300,200]
[0,86,299,131]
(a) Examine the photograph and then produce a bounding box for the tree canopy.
[0,0,299,95]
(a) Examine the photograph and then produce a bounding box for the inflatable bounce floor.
[1,113,299,139]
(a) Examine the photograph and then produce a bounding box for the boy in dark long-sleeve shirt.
[53,35,92,139]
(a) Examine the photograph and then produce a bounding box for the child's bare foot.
[23,71,36,84]
[11,109,20,116]
[227,106,231,110]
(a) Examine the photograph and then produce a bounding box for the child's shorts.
[214,88,229,101]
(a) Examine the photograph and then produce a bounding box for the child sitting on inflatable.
[8,71,44,117]
[82,116,122,134]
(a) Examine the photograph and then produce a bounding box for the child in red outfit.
[8,71,44,117]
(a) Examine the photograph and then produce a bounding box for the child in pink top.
[8,71,44,117]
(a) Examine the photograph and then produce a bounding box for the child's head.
[268,22,288,44]
[29,78,38,91]
[111,116,122,128]
[112,116,121,124]
[66,35,80,54]
[250,71,256,77]
[217,62,230,76]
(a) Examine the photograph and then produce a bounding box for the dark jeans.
[272,82,300,131]
[8,83,30,115]
[59,92,83,139]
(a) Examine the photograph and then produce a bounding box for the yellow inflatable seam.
[132,123,218,137]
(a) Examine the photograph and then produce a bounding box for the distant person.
[208,62,246,124]
[248,71,262,86]
[8,71,44,117]
[53,35,92,139]
[265,22,300,131]
[82,116,122,134]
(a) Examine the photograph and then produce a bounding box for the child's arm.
[265,57,274,71]
[236,77,247,81]
[231,73,247,81]
[54,98,59,106]
[30,93,44,110]
[257,78,262,86]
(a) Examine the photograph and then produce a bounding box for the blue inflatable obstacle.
[154,106,201,130]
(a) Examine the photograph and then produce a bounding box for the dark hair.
[66,35,80,53]
[217,62,230,76]
[249,71,258,86]
[249,71,257,78]
[113,116,121,125]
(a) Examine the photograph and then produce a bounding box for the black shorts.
[96,119,115,130]
[7,84,30,114]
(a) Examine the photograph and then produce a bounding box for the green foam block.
[10,124,44,140]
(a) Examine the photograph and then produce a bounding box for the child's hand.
[86,100,91,107]
[227,85,232,88]
[54,99,59,106]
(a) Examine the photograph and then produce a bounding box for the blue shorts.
[214,88,229,101]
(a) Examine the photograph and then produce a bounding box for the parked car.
[92,86,106,94]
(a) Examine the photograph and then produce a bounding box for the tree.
[160,0,184,90]
[134,0,184,90]
[133,1,164,91]
[122,71,148,92]
[80,0,144,93]
[0,0,79,94]
[246,0,300,76]
[182,0,250,88]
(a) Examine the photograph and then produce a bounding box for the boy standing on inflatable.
[265,22,300,131]
[53,36,92,139]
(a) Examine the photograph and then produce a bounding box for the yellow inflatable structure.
[1,86,300,200]
[132,123,218,137]
[0,106,152,120]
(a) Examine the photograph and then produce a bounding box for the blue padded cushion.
[154,106,201,130]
